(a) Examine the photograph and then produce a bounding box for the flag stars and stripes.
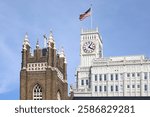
[79,8,91,21]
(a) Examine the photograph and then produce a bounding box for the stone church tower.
[20,32,68,100]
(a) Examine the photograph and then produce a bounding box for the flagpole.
[90,4,93,29]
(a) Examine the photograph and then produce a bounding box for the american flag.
[79,8,91,21]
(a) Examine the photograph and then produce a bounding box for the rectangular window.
[127,73,130,77]
[137,73,140,77]
[99,86,102,92]
[104,86,107,92]
[81,80,84,86]
[144,72,147,80]
[120,73,123,80]
[95,74,98,81]
[115,74,118,80]
[145,85,148,91]
[127,85,130,88]
[111,74,113,81]
[99,77,102,81]
[99,74,102,79]
[95,86,97,92]
[111,86,113,92]
[132,85,135,88]
[137,85,140,88]
[86,80,88,85]
[104,74,107,81]
[116,85,118,91]
[132,73,135,77]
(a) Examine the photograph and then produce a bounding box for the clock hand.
[88,43,94,50]
[88,43,92,48]
[89,46,94,50]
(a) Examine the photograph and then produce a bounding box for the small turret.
[22,33,30,50]
[49,31,54,42]
[22,33,30,69]
[36,39,40,49]
[59,47,67,81]
[60,47,65,58]
[34,39,41,61]
[59,47,67,63]
[47,31,55,49]
[47,31,57,67]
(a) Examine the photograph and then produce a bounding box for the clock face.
[83,41,96,53]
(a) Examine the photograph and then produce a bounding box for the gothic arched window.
[57,91,61,100]
[33,84,42,100]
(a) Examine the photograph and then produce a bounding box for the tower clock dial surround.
[83,41,96,53]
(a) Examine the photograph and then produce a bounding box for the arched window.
[33,84,42,100]
[57,91,61,100]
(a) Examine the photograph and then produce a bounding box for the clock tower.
[74,28,103,95]
[80,28,103,67]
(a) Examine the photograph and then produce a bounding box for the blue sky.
[0,0,150,99]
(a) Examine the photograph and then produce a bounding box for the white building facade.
[73,28,150,97]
